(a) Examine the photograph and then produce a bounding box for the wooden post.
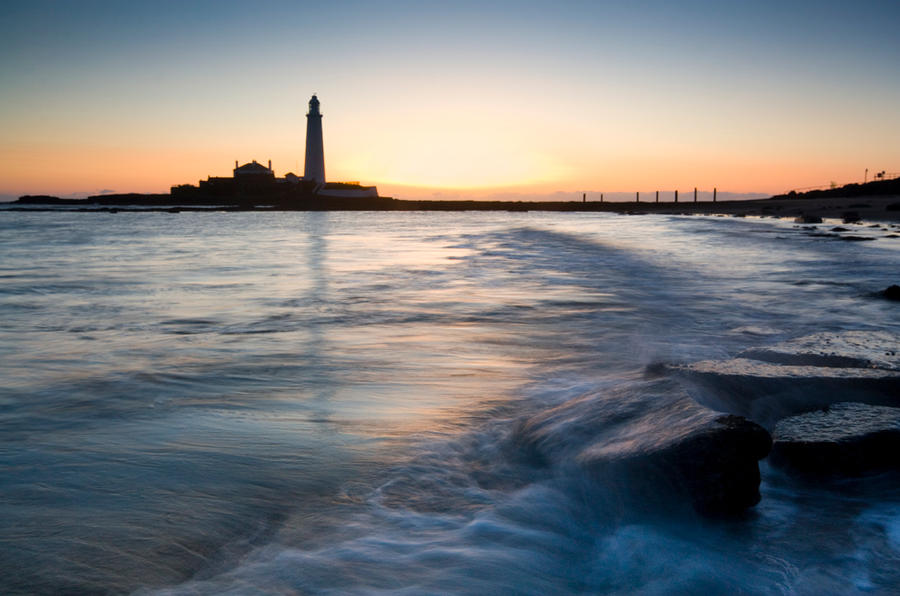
[713,187,717,202]
[655,190,659,203]
[636,191,640,203]
[582,192,586,203]
[694,187,697,203]
[675,190,678,203]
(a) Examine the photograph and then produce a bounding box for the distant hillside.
[772,177,900,200]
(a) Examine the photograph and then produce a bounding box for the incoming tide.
[1,210,899,594]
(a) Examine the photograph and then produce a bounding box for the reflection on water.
[0,211,898,594]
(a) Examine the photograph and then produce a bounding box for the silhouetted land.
[11,178,900,221]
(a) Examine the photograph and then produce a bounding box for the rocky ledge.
[669,331,900,425]
[512,379,771,516]
[771,402,900,475]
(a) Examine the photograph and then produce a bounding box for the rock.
[842,211,862,223]
[740,331,900,370]
[669,331,900,425]
[771,402,900,475]
[883,285,900,301]
[794,215,823,224]
[511,380,771,516]
[830,226,850,232]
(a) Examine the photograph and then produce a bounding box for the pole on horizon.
[713,187,717,202]
[655,190,659,203]
[600,193,604,203]
[694,187,697,203]
[583,192,586,203]
[865,168,868,183]
[636,191,640,203]
[675,190,678,203]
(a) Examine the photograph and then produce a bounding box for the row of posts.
[585,188,718,203]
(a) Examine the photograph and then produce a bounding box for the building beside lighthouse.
[171,95,378,202]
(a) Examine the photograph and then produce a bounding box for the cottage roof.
[234,161,271,175]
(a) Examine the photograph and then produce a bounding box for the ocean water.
[1,210,899,594]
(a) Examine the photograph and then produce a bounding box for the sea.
[1,209,899,595]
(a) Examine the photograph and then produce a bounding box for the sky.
[1,0,898,201]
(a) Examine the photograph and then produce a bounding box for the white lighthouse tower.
[303,95,325,185]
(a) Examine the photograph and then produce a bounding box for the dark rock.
[794,215,823,224]
[511,380,771,516]
[883,285,900,301]
[771,402,900,475]
[830,226,850,232]
[842,211,862,223]
[839,235,875,241]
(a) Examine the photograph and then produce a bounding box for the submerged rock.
[512,380,771,516]
[883,285,900,301]
[771,402,900,475]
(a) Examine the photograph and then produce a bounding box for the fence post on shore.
[713,187,717,202]
[655,190,659,203]
[694,187,697,203]
[675,190,678,203]
[636,191,639,203]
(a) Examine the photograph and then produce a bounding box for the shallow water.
[1,210,898,594]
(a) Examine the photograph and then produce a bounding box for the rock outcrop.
[669,331,900,425]
[771,402,900,475]
[512,379,771,516]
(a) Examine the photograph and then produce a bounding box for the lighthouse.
[303,95,325,185]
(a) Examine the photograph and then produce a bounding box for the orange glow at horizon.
[0,83,895,199]
[0,139,885,200]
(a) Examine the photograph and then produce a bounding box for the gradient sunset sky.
[2,0,898,201]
